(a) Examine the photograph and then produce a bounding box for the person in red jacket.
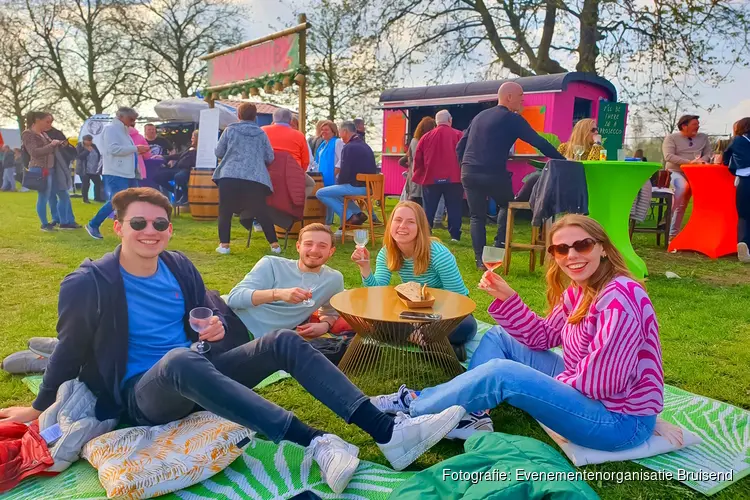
[262,109,310,171]
[413,109,464,241]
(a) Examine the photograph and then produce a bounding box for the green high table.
[581,161,661,279]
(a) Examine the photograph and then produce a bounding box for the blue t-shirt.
[121,260,191,386]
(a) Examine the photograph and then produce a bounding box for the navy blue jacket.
[32,247,247,420]
[457,105,564,176]
[338,135,377,186]
[723,134,750,174]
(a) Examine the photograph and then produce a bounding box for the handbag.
[22,167,47,191]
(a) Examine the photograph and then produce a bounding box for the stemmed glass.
[189,307,213,354]
[354,229,369,262]
[482,246,506,273]
[694,152,703,163]
[301,272,317,307]
[573,145,585,161]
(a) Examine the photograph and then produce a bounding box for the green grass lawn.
[1,190,749,499]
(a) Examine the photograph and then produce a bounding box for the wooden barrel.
[188,170,219,221]
[276,172,327,239]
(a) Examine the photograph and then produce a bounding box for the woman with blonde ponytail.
[371,215,665,451]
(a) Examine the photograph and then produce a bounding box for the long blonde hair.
[563,118,597,159]
[383,201,434,276]
[545,214,635,324]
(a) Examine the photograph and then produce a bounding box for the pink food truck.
[378,72,618,196]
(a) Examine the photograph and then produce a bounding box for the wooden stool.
[503,202,548,275]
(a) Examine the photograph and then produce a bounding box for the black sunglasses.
[548,238,599,257]
[591,128,598,133]
[122,217,170,232]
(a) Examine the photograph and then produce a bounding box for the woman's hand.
[478,271,516,301]
[351,247,371,275]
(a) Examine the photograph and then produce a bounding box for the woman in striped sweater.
[351,201,477,359]
[371,214,664,451]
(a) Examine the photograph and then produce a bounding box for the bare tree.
[302,0,408,126]
[114,0,244,99]
[22,0,148,121]
[373,0,750,103]
[0,14,56,130]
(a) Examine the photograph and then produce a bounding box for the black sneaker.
[59,223,82,230]
[40,223,56,232]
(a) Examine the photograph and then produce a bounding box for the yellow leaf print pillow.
[81,411,253,499]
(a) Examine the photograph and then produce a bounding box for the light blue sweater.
[226,256,344,337]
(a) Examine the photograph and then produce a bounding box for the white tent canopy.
[154,98,240,129]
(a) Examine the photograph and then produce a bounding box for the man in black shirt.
[457,82,564,268]
[144,123,173,156]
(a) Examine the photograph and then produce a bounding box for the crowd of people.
[3,84,749,493]
[1,184,667,493]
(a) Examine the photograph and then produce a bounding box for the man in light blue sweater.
[226,224,344,338]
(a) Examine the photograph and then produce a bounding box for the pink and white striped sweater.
[488,276,664,416]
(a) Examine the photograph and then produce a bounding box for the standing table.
[668,164,738,258]
[582,161,661,278]
[329,287,475,394]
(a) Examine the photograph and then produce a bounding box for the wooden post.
[298,13,307,134]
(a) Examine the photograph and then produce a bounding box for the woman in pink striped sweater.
[371,214,664,451]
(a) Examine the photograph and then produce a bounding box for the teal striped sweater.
[362,240,469,296]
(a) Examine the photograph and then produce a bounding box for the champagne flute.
[189,307,213,354]
[573,145,585,161]
[301,272,317,307]
[354,229,369,262]
[482,246,506,273]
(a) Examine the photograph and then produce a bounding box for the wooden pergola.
[200,14,311,132]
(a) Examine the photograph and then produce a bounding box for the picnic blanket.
[2,439,412,500]
[10,372,408,500]
[468,321,750,496]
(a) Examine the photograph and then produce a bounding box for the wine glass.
[354,229,369,262]
[482,246,506,273]
[301,272,317,307]
[694,152,703,163]
[189,307,213,354]
[573,145,585,161]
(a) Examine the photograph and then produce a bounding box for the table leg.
[336,313,466,394]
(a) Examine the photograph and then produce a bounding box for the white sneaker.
[378,405,465,471]
[270,245,282,254]
[445,410,494,440]
[215,246,230,255]
[308,434,360,494]
[253,222,262,232]
[738,242,750,263]
[370,384,416,415]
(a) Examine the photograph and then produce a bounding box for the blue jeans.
[670,172,690,238]
[423,183,463,240]
[411,328,656,451]
[1,168,15,190]
[36,175,53,226]
[316,184,366,225]
[89,175,138,229]
[50,189,76,225]
[124,330,369,444]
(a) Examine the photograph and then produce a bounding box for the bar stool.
[503,202,549,274]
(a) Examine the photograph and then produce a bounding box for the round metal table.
[330,287,476,392]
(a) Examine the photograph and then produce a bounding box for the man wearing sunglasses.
[662,114,712,238]
[85,107,151,241]
[0,187,465,493]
